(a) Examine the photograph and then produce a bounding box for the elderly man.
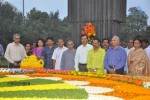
[61,40,76,70]
[4,34,26,68]
[104,35,127,75]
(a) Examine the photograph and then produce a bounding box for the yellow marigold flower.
[0,77,30,83]
[20,55,44,69]
[0,83,78,92]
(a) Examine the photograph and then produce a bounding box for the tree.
[0,1,23,49]
[22,8,71,43]
[121,7,150,41]
[0,1,71,48]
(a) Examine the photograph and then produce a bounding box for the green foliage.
[0,79,63,87]
[0,76,6,78]
[0,1,71,49]
[121,7,150,42]
[0,1,23,48]
[0,57,8,66]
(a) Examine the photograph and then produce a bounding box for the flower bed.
[1,68,149,86]
[1,68,150,99]
[0,76,88,99]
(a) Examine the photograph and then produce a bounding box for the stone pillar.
[68,0,126,46]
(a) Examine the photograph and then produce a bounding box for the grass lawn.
[0,79,63,87]
[0,89,87,99]
[0,76,88,99]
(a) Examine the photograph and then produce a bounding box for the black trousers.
[107,67,124,75]
[78,64,88,72]
[9,61,21,68]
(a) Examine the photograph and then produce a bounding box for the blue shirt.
[104,46,127,71]
[0,44,4,57]
[42,46,56,69]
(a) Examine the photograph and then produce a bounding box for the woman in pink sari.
[33,38,45,57]
[128,38,150,76]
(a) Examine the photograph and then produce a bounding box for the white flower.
[64,80,90,86]
[88,94,124,100]
[79,86,114,94]
[33,77,62,81]
[6,75,30,78]
[143,82,150,88]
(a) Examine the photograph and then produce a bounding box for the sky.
[2,0,150,25]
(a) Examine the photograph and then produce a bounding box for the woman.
[128,38,150,76]
[33,38,45,57]
[24,43,32,56]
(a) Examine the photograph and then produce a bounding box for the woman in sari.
[33,38,45,57]
[128,38,150,76]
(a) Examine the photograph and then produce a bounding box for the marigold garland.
[0,72,9,75]
[81,22,96,43]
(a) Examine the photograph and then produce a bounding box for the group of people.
[3,33,150,76]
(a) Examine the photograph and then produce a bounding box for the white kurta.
[52,46,68,70]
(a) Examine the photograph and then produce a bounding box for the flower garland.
[20,55,44,69]
[81,22,96,43]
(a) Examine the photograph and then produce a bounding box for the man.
[42,37,56,69]
[125,39,134,55]
[142,39,150,60]
[0,43,4,64]
[31,42,36,51]
[74,35,93,72]
[121,42,127,48]
[124,39,134,74]
[61,40,76,70]
[87,38,105,73]
[104,35,127,75]
[102,38,110,74]
[4,34,26,68]
[102,38,110,51]
[24,43,32,56]
[52,39,67,70]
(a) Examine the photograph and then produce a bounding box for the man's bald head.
[111,35,120,47]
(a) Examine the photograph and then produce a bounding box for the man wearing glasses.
[4,34,26,68]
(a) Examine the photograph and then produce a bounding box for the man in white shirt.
[74,35,93,72]
[124,39,134,74]
[4,34,27,68]
[142,39,150,60]
[52,39,67,70]
[125,39,134,55]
